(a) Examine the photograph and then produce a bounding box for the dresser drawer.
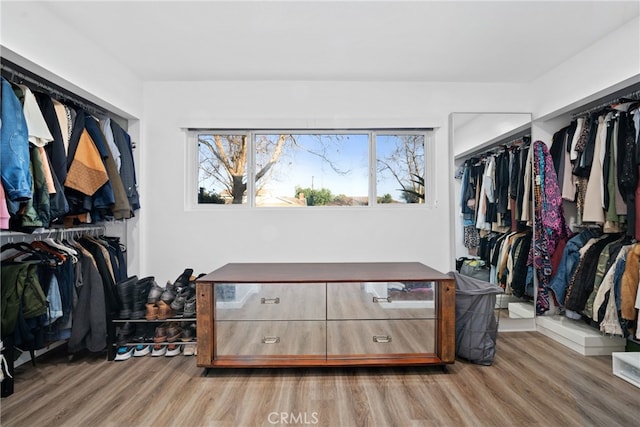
[326,319,436,356]
[327,282,435,320]
[216,320,326,357]
[215,283,325,320]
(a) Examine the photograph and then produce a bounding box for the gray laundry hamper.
[448,271,504,365]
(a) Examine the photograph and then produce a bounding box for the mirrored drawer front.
[216,321,326,357]
[326,320,435,356]
[327,282,435,320]
[215,283,325,320]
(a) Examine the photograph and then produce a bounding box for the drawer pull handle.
[372,296,391,303]
[373,335,392,343]
[261,297,280,304]
[262,336,280,344]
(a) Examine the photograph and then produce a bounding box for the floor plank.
[1,332,639,426]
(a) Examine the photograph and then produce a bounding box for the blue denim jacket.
[1,77,32,202]
[548,229,598,306]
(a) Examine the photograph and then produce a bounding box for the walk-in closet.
[531,82,640,357]
[1,1,639,426]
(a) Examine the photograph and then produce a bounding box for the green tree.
[295,187,334,206]
[377,193,394,204]
[198,187,225,204]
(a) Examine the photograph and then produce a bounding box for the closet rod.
[459,133,530,163]
[483,136,529,156]
[571,88,640,118]
[0,59,108,118]
[0,225,106,243]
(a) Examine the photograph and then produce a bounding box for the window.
[376,133,425,204]
[194,129,432,207]
[198,134,248,204]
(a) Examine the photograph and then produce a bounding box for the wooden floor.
[1,332,639,427]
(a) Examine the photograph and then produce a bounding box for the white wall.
[452,113,531,158]
[530,15,640,120]
[141,81,531,282]
[0,1,143,119]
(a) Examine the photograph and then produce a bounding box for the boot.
[115,276,138,319]
[132,277,154,319]
[172,268,194,290]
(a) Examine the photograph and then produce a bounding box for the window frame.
[187,128,434,209]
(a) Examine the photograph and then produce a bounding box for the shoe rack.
[108,269,199,360]
[109,316,197,360]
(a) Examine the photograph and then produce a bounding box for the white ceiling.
[16,1,640,82]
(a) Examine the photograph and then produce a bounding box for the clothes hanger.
[42,238,79,264]
[0,241,51,264]
[31,241,67,263]
[42,237,78,256]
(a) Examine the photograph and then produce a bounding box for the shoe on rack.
[183,344,196,356]
[161,283,177,304]
[165,344,182,357]
[133,344,151,357]
[180,324,195,342]
[154,324,167,343]
[145,303,158,321]
[170,293,185,315]
[114,346,135,361]
[146,278,163,304]
[151,324,168,356]
[173,268,194,289]
[151,346,167,357]
[166,324,183,342]
[182,296,196,318]
[157,300,174,320]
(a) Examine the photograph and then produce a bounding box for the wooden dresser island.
[196,262,455,368]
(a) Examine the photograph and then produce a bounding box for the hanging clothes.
[564,233,621,316]
[530,140,572,315]
[0,77,32,205]
[1,76,140,231]
[582,115,606,223]
[458,140,532,294]
[1,233,127,353]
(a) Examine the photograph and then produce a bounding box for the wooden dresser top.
[197,262,451,283]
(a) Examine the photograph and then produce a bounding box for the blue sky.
[199,133,424,201]
[260,133,370,197]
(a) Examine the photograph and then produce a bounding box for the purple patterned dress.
[530,140,572,314]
